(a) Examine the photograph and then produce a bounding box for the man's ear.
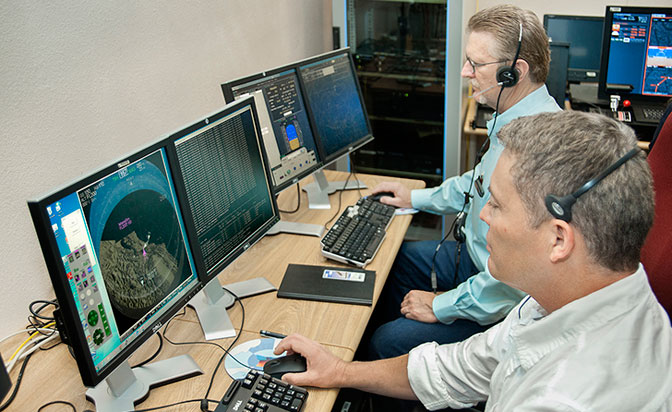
[514,59,530,82]
[548,219,575,263]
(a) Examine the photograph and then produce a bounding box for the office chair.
[640,101,672,318]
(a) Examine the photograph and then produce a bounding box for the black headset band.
[545,147,640,222]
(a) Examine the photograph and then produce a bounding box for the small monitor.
[222,68,322,194]
[170,97,281,339]
[298,50,373,165]
[598,6,672,101]
[297,49,374,208]
[28,141,202,409]
[544,15,604,83]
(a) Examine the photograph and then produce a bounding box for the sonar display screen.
[45,147,198,372]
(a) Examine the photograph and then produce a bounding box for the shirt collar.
[511,264,649,370]
[486,84,552,137]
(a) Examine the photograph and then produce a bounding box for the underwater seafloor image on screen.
[80,150,191,337]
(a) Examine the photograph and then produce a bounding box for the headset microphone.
[469,82,505,99]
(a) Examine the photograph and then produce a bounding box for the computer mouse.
[370,191,395,202]
[263,353,307,380]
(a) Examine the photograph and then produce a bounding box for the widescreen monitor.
[598,6,672,102]
[297,48,374,208]
[544,15,604,82]
[169,97,281,339]
[28,140,203,410]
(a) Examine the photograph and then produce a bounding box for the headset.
[496,23,523,88]
[429,22,525,293]
[545,147,640,222]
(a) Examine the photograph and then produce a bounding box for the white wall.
[0,1,331,338]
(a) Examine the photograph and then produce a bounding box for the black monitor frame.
[543,14,604,83]
[27,138,203,391]
[598,5,672,102]
[168,97,283,339]
[168,97,280,284]
[221,66,324,195]
[222,48,374,211]
[296,48,375,167]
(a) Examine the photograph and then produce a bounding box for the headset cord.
[430,85,505,293]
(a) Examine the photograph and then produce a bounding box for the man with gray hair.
[275,111,672,410]
[366,4,561,362]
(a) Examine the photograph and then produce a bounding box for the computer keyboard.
[215,370,308,412]
[642,107,664,121]
[320,197,396,267]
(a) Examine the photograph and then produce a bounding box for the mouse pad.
[224,338,285,380]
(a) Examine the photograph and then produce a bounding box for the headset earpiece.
[544,194,576,222]
[496,66,519,88]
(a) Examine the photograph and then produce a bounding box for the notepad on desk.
[277,263,375,306]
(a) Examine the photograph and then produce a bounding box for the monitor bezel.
[543,14,604,83]
[221,66,325,194]
[167,96,281,284]
[296,48,375,167]
[597,5,672,102]
[27,138,203,388]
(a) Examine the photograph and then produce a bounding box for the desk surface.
[3,170,424,411]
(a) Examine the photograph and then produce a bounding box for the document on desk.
[277,263,375,306]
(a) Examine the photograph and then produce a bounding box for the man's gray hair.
[497,111,654,272]
[467,4,550,83]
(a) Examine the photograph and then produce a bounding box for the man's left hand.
[400,290,438,323]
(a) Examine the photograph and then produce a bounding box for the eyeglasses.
[465,56,507,75]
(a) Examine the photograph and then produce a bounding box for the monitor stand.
[189,277,277,341]
[266,220,325,237]
[86,354,201,412]
[302,169,366,209]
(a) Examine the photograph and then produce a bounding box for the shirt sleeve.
[407,321,505,410]
[432,267,527,326]
[411,165,480,214]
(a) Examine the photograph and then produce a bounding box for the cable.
[203,289,245,402]
[7,333,59,374]
[323,172,355,229]
[37,400,77,412]
[128,398,219,412]
[278,183,301,214]
[429,85,505,292]
[131,333,164,368]
[7,322,55,361]
[0,353,32,411]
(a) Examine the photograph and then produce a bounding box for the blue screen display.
[604,11,672,97]
[299,53,370,162]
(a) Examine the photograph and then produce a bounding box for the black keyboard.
[320,197,396,267]
[215,370,308,412]
[643,107,664,121]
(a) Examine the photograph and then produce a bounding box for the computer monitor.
[169,97,281,339]
[297,48,374,208]
[28,141,203,410]
[598,6,672,103]
[546,42,571,106]
[221,68,325,236]
[543,15,604,83]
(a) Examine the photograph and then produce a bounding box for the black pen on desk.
[260,330,287,339]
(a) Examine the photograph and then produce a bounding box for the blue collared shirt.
[411,85,561,325]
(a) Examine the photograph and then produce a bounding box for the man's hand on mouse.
[274,333,347,388]
[370,182,412,208]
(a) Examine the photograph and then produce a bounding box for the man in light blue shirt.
[367,5,562,362]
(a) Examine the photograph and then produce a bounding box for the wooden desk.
[2,170,424,411]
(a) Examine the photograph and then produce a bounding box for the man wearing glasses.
[366,4,562,365]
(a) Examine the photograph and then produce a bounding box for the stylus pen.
[260,330,287,339]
